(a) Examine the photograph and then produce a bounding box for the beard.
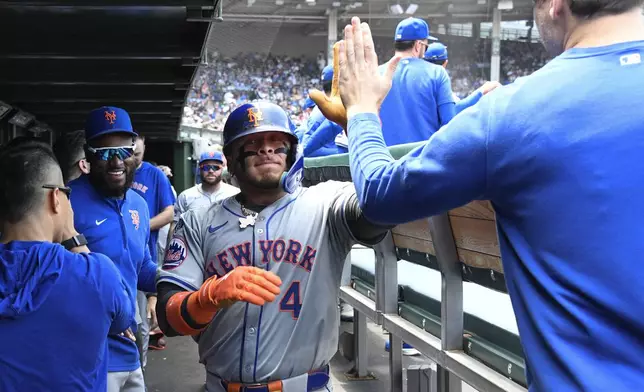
[88,167,135,198]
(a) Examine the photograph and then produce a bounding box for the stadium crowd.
[182,36,549,130]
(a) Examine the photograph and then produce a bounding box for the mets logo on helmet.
[104,110,117,125]
[247,108,263,127]
[129,209,140,230]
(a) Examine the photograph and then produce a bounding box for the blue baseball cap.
[199,150,224,164]
[424,42,448,62]
[321,64,334,82]
[84,106,138,141]
[395,18,437,42]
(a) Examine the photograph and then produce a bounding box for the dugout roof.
[0,1,215,140]
[217,0,535,36]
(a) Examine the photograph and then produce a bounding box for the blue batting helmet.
[222,101,303,194]
[223,101,298,151]
[424,42,448,62]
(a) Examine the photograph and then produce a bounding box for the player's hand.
[477,81,502,95]
[147,296,158,330]
[338,17,401,121]
[196,266,282,310]
[119,328,136,342]
[309,43,348,130]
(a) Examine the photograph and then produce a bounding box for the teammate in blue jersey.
[69,106,158,392]
[0,139,133,392]
[131,135,175,264]
[378,17,455,146]
[303,65,348,157]
[335,10,644,391]
[130,134,175,370]
[424,42,501,114]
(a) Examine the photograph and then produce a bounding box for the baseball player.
[324,13,644,392]
[377,17,455,145]
[69,106,158,392]
[155,101,390,392]
[173,150,239,222]
[0,139,133,392]
[423,42,501,114]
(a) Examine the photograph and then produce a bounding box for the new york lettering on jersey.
[158,181,357,383]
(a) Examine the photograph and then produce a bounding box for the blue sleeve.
[294,124,306,142]
[347,96,491,225]
[137,245,157,293]
[303,120,343,156]
[436,66,456,125]
[137,205,158,293]
[455,91,483,115]
[157,169,176,213]
[438,103,456,126]
[92,253,135,335]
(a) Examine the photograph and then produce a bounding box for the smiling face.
[227,131,292,190]
[86,133,136,198]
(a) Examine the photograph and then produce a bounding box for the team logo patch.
[247,107,263,127]
[163,236,188,270]
[104,110,117,125]
[129,210,140,230]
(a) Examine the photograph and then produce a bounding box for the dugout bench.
[303,142,527,392]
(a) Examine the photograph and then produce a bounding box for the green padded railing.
[302,141,424,186]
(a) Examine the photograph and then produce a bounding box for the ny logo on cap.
[104,110,117,125]
[247,108,263,127]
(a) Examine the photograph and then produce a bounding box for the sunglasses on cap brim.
[87,145,136,161]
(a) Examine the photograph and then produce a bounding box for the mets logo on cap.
[247,107,263,127]
[104,110,117,125]
[129,209,140,230]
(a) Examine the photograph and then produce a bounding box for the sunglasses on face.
[42,184,72,198]
[87,145,136,161]
[200,164,222,172]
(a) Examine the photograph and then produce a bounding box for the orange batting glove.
[166,267,282,335]
[309,42,348,130]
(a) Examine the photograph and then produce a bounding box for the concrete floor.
[144,320,477,392]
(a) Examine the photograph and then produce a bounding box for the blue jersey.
[304,118,346,157]
[0,241,132,391]
[348,41,644,391]
[132,161,176,264]
[379,58,455,146]
[69,175,157,372]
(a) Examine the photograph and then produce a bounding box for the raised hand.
[309,42,348,130]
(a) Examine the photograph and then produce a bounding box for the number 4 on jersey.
[279,281,302,319]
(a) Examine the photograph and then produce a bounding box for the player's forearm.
[344,192,393,244]
[150,206,174,231]
[137,260,158,294]
[347,112,488,225]
[455,91,483,115]
[304,120,342,156]
[157,282,214,337]
[438,102,456,125]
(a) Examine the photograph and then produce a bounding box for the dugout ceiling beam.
[0,1,214,141]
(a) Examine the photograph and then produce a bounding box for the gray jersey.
[174,183,240,222]
[158,181,366,383]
